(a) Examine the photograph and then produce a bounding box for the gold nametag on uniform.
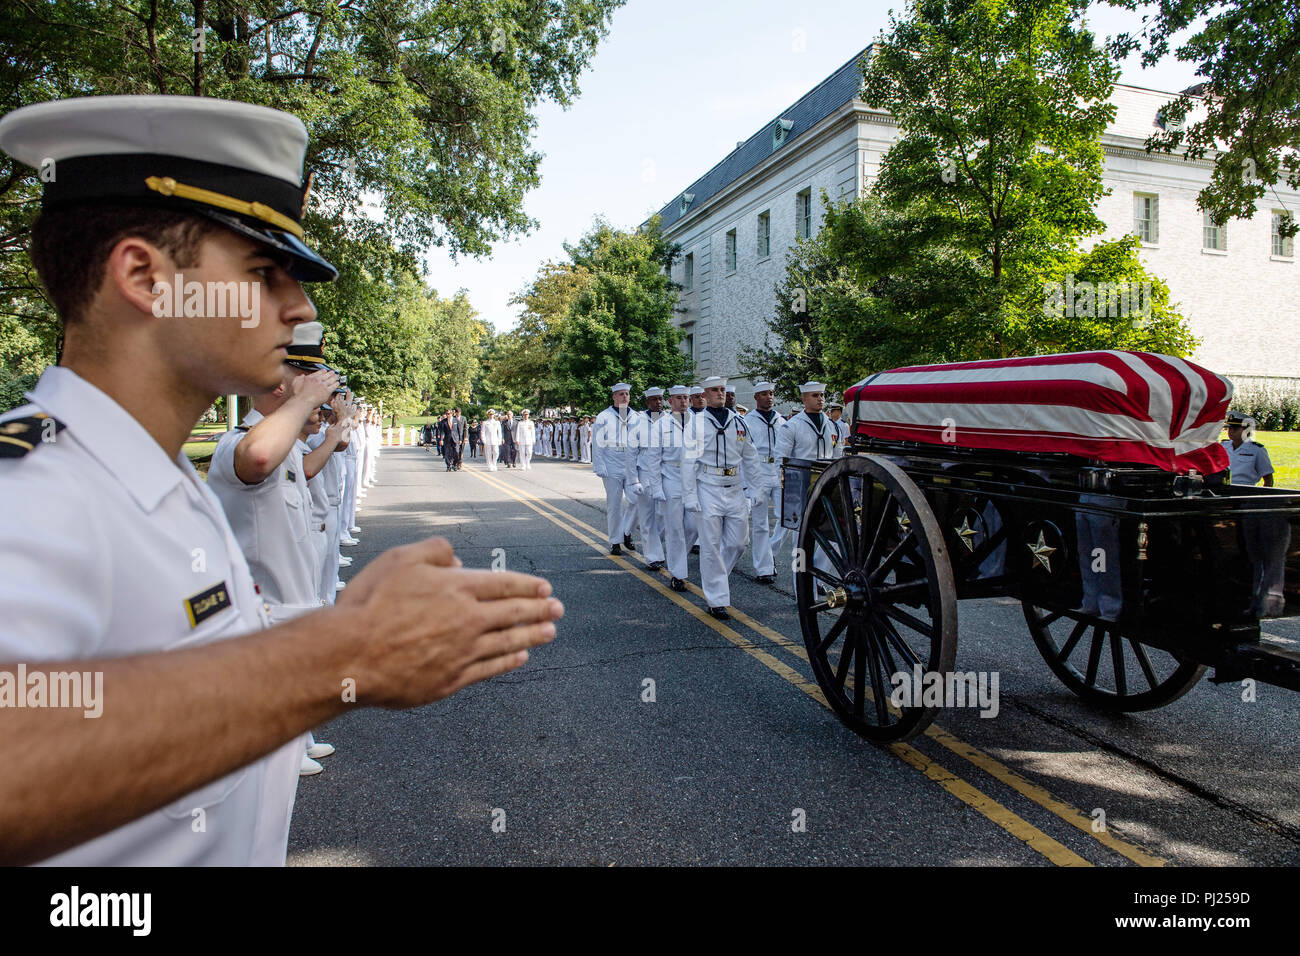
[185,582,232,628]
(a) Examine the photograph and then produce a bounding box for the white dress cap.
[753,381,776,393]
[800,381,827,393]
[688,386,705,396]
[667,385,689,396]
[725,385,736,394]
[609,382,632,392]
[643,387,664,398]
[701,376,727,389]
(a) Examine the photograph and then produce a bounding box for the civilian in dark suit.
[501,410,518,468]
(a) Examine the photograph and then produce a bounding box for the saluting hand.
[335,536,563,706]
[290,368,339,409]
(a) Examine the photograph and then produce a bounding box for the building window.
[1203,211,1226,251]
[1272,211,1295,258]
[796,189,812,239]
[757,210,771,258]
[726,228,737,273]
[683,332,694,360]
[1133,193,1159,244]
[684,252,694,291]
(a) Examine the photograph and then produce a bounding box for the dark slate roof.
[649,46,871,231]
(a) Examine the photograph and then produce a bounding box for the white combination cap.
[610,382,632,392]
[0,95,336,282]
[701,376,727,389]
[753,381,776,393]
[667,385,689,396]
[643,387,664,398]
[800,381,827,393]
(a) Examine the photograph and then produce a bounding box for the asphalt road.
[287,446,1300,866]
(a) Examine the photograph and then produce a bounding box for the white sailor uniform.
[592,405,644,548]
[681,407,763,608]
[0,368,302,865]
[742,407,787,576]
[645,410,698,581]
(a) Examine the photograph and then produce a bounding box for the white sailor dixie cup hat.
[610,382,632,392]
[701,376,727,389]
[0,95,337,283]
[643,387,664,398]
[688,386,705,396]
[753,381,776,393]
[800,381,827,393]
[668,385,689,396]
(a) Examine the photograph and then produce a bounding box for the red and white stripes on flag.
[844,351,1233,474]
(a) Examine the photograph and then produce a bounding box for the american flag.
[844,351,1233,474]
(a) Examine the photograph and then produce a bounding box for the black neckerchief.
[702,406,737,467]
[752,407,779,450]
[802,411,828,458]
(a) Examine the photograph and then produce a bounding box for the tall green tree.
[551,217,691,410]
[0,0,623,384]
[1106,0,1300,234]
[488,260,593,408]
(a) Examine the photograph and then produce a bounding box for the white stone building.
[649,47,1299,405]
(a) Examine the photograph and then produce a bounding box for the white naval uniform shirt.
[0,368,302,865]
[207,410,322,620]
[681,406,763,508]
[592,406,642,479]
[1222,439,1274,486]
[644,411,691,495]
[775,410,844,462]
[742,408,787,469]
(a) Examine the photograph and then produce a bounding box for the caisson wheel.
[1023,604,1206,711]
[796,455,957,742]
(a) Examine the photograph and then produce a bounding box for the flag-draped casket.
[843,351,1233,474]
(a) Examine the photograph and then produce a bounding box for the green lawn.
[1242,430,1300,489]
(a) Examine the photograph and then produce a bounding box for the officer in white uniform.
[517,409,537,469]
[0,94,341,864]
[481,410,502,470]
[208,322,340,775]
[742,381,787,584]
[646,385,697,591]
[592,383,644,555]
[681,376,763,619]
[828,401,850,449]
[1223,412,1274,487]
[775,381,844,586]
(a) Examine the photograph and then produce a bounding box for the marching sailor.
[645,385,696,591]
[632,387,667,569]
[742,382,787,584]
[681,376,764,619]
[688,386,705,415]
[828,401,849,453]
[775,382,844,585]
[592,383,644,555]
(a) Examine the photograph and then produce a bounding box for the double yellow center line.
[467,466,1167,867]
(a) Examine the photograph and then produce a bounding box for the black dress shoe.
[670,577,687,592]
[623,534,635,551]
[708,606,731,620]
[610,544,623,556]
[757,574,776,584]
[690,545,700,555]
[647,560,665,571]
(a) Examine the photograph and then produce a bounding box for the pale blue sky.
[422,0,1203,332]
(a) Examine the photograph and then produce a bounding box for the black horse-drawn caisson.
[781,351,1300,742]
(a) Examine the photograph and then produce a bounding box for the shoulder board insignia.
[184,581,232,628]
[235,425,251,432]
[0,413,65,458]
[1252,441,1266,449]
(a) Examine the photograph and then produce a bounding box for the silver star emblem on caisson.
[954,517,978,552]
[897,511,911,534]
[1027,531,1056,572]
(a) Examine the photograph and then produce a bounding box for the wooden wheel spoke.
[810,530,849,577]
[875,581,928,604]
[1131,639,1159,690]
[1084,626,1104,687]
[862,484,893,570]
[859,623,891,724]
[834,629,855,690]
[1037,608,1066,628]
[879,602,934,640]
[816,495,853,570]
[810,566,841,588]
[836,475,860,565]
[869,529,918,585]
[967,523,1008,565]
[1058,618,1088,662]
[875,612,924,671]
[853,624,869,718]
[816,612,850,655]
[1110,628,1127,696]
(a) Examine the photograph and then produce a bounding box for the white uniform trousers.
[660,476,696,581]
[342,456,359,531]
[602,473,638,547]
[635,488,665,563]
[696,479,749,608]
[320,504,341,603]
[749,482,784,576]
[484,443,499,470]
[519,442,534,470]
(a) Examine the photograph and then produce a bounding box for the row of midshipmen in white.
[590,378,849,619]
